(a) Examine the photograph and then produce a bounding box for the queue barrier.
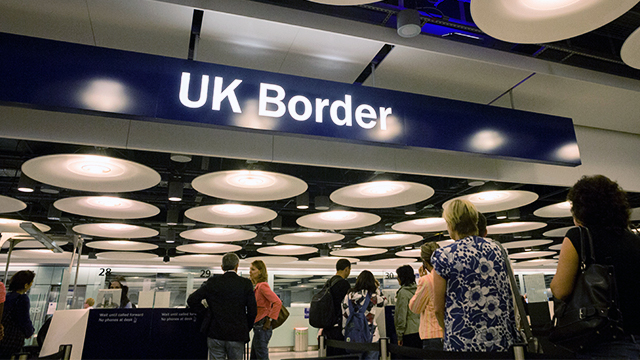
[316,336,555,360]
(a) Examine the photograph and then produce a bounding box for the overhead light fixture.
[168,181,183,202]
[166,206,179,226]
[468,180,486,187]
[496,211,507,220]
[296,193,309,210]
[315,195,330,211]
[397,9,421,38]
[508,209,521,220]
[404,204,417,215]
[254,242,263,246]
[40,185,59,194]
[271,216,282,230]
[163,249,170,263]
[170,154,192,163]
[19,222,63,253]
[17,173,37,193]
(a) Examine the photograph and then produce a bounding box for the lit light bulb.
[90,197,123,207]
[213,205,252,215]
[203,228,235,235]
[320,211,358,221]
[99,223,135,231]
[359,181,404,196]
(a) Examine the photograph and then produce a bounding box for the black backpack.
[309,277,341,328]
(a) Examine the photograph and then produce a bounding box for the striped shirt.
[409,271,443,340]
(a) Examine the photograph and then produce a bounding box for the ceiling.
[1,0,640,270]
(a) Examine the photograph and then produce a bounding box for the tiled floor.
[269,350,319,360]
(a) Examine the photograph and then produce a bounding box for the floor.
[269,350,319,360]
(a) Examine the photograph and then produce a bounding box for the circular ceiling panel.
[176,243,242,254]
[443,190,538,213]
[500,239,553,249]
[173,254,223,264]
[96,251,158,260]
[330,181,434,208]
[470,1,639,44]
[0,195,27,213]
[622,27,640,70]
[395,249,421,258]
[548,244,562,251]
[0,219,50,233]
[192,170,307,202]
[185,204,277,226]
[487,222,547,234]
[257,245,318,256]
[631,207,640,221]
[533,201,572,218]
[543,226,574,238]
[392,218,447,233]
[72,223,158,238]
[330,247,387,257]
[356,233,422,247]
[509,250,557,260]
[22,154,160,192]
[276,274,314,279]
[180,228,257,242]
[10,249,73,259]
[437,239,455,247]
[307,256,359,264]
[297,211,380,230]
[306,0,379,5]
[513,259,558,268]
[369,258,419,266]
[85,240,158,251]
[274,232,344,245]
[54,196,159,219]
[2,239,68,249]
[242,256,298,265]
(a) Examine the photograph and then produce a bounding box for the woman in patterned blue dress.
[431,199,519,352]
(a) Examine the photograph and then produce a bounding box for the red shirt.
[254,282,282,323]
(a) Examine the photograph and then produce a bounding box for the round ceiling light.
[392,217,447,233]
[2,239,69,249]
[330,181,434,209]
[274,232,344,245]
[513,259,558,268]
[631,207,640,221]
[542,226,574,238]
[470,0,639,44]
[509,250,557,260]
[185,204,277,226]
[297,211,380,230]
[443,190,538,213]
[21,154,161,192]
[72,223,158,238]
[180,228,257,242]
[369,258,420,266]
[307,256,359,264]
[356,233,422,247]
[487,222,547,234]
[85,240,158,251]
[192,170,307,202]
[176,243,242,254]
[0,195,27,213]
[10,249,73,260]
[54,196,160,219]
[96,251,159,260]
[330,247,387,257]
[548,244,562,251]
[242,256,298,265]
[0,219,50,234]
[173,254,223,264]
[258,245,318,256]
[395,248,421,258]
[533,201,572,218]
[622,27,640,70]
[276,275,314,279]
[500,239,553,249]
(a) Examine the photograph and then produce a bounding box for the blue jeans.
[207,338,245,360]
[576,336,640,359]
[422,338,443,351]
[250,318,273,360]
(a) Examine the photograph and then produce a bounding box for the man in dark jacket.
[188,253,257,360]
[323,258,351,357]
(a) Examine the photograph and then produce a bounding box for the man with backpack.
[310,259,351,356]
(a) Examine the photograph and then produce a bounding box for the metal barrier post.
[379,338,389,360]
[513,345,525,360]
[318,334,326,358]
[61,344,73,360]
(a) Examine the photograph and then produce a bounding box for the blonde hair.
[251,260,268,284]
[443,199,479,238]
[420,242,440,267]
[85,298,95,306]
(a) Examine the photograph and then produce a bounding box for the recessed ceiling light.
[192,170,307,201]
[487,222,546,234]
[274,232,344,245]
[0,195,27,214]
[533,201,572,218]
[392,217,447,233]
[185,204,277,226]
[73,223,158,238]
[443,190,538,213]
[297,211,380,230]
[331,181,434,209]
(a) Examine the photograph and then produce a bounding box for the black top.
[187,271,257,342]
[327,275,351,329]
[2,292,35,338]
[566,226,640,335]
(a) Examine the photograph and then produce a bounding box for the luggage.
[309,277,341,329]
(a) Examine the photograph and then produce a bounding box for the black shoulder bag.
[548,226,624,352]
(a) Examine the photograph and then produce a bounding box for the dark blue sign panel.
[82,309,207,360]
[0,32,580,166]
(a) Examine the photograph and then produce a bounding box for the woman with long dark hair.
[0,270,35,359]
[249,260,282,360]
[394,265,421,349]
[341,270,387,360]
[551,175,640,359]
[109,280,134,308]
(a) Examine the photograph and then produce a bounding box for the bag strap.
[577,226,596,268]
[495,240,539,354]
